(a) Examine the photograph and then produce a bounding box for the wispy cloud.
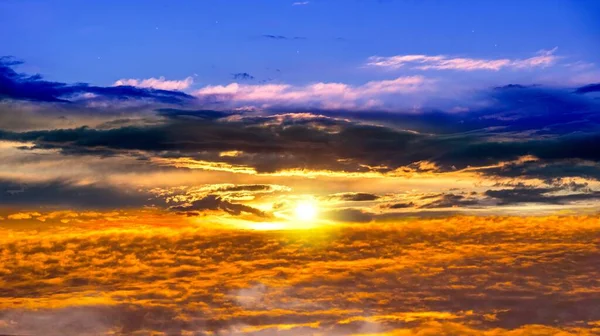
[262,34,307,40]
[292,1,309,5]
[113,76,194,91]
[367,48,559,71]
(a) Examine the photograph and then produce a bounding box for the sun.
[294,201,318,221]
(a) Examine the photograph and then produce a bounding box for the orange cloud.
[0,215,599,334]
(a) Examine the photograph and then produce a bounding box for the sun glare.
[295,201,318,221]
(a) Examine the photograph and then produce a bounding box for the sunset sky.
[1,1,600,335]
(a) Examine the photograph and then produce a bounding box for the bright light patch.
[248,222,287,231]
[295,201,318,221]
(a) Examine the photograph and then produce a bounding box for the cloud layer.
[1,216,599,335]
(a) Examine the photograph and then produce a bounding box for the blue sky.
[1,0,599,88]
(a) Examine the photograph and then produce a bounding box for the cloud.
[262,35,307,40]
[575,83,600,94]
[7,211,41,220]
[323,208,374,223]
[194,76,432,109]
[151,183,290,206]
[485,186,600,206]
[232,73,255,81]
[387,202,415,209]
[2,82,600,185]
[419,193,480,209]
[2,60,600,214]
[2,92,599,179]
[366,48,558,71]
[169,194,273,218]
[1,216,600,334]
[0,57,195,104]
[328,192,380,202]
[292,1,309,5]
[113,76,194,91]
[0,178,153,209]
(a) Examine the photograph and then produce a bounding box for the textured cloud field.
[1,216,599,335]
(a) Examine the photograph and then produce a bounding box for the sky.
[1,1,600,335]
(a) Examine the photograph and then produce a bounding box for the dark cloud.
[232,73,255,81]
[0,112,428,173]
[438,134,600,170]
[0,178,281,217]
[214,184,275,192]
[413,183,600,208]
[262,34,287,40]
[262,35,306,40]
[156,108,231,120]
[0,179,152,209]
[485,187,600,206]
[575,83,600,94]
[476,160,600,181]
[0,57,194,104]
[387,202,415,209]
[323,208,374,223]
[170,195,273,218]
[494,84,531,90]
[419,193,480,209]
[329,192,380,202]
[1,99,600,179]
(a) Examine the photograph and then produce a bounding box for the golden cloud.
[0,215,599,335]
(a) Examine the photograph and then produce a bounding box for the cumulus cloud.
[113,76,194,91]
[367,48,558,71]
